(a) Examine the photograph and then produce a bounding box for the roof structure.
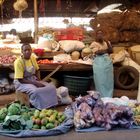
[0,0,139,19]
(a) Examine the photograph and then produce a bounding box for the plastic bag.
[57,86,72,105]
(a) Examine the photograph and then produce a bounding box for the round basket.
[63,75,91,96]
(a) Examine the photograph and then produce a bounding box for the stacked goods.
[73,91,134,130]
[120,10,140,31]
[90,12,122,29]
[55,27,83,41]
[90,12,122,43]
[90,10,140,44]
[120,31,139,42]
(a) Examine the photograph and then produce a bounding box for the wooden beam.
[34,0,38,43]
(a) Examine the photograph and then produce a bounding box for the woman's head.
[95,30,104,43]
[21,43,32,60]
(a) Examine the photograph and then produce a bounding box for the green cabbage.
[0,107,8,122]
[8,103,21,116]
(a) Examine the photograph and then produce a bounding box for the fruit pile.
[0,55,17,64]
[32,109,66,130]
[132,104,140,125]
[37,59,53,64]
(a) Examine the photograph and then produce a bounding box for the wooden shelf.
[39,63,92,71]
[0,63,92,72]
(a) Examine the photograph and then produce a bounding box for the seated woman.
[14,43,58,109]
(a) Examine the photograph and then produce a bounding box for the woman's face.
[22,45,32,59]
[96,31,104,42]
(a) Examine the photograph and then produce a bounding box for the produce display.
[37,59,54,64]
[0,102,34,130]
[32,109,66,130]
[0,55,16,64]
[0,102,66,131]
[72,91,134,130]
[37,59,65,64]
[0,46,20,64]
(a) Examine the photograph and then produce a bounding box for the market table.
[39,63,92,71]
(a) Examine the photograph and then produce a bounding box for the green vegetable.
[21,112,30,121]
[8,103,21,116]
[0,107,8,122]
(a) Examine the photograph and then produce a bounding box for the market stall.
[0,0,140,139]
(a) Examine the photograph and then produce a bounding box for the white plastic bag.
[53,54,72,62]
[111,50,129,64]
[56,86,72,105]
[38,37,59,51]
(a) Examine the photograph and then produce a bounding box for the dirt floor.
[0,89,137,108]
[0,127,140,140]
[0,89,139,140]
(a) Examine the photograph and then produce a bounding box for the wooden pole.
[34,0,38,43]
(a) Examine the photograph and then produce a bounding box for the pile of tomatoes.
[37,59,54,64]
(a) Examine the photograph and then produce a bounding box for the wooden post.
[34,0,38,43]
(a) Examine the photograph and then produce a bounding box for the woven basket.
[63,75,91,96]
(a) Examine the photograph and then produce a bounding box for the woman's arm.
[106,41,113,54]
[95,49,108,55]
